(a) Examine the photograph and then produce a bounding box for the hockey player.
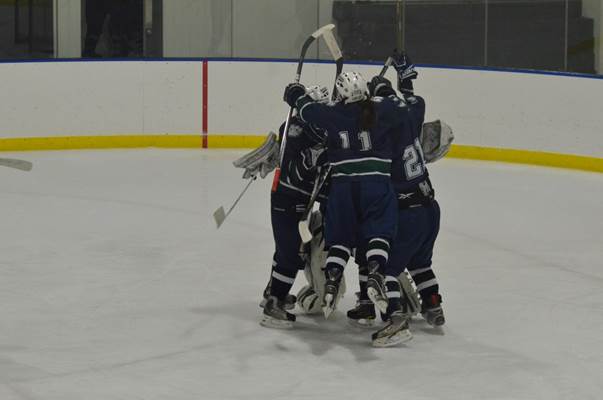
[284,71,408,323]
[234,85,331,329]
[350,52,449,346]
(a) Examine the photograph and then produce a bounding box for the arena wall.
[0,59,601,172]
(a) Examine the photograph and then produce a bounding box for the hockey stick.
[379,56,394,78]
[295,28,344,243]
[215,26,338,229]
[0,158,33,171]
[321,27,344,101]
[213,177,256,228]
[273,24,340,189]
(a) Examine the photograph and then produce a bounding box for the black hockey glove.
[393,49,418,80]
[368,76,395,97]
[398,77,414,95]
[283,83,306,107]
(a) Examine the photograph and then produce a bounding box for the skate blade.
[322,304,335,319]
[422,312,445,327]
[322,294,336,319]
[367,287,388,314]
[260,315,293,329]
[372,329,412,348]
[431,316,445,327]
[347,318,375,328]
[260,299,295,311]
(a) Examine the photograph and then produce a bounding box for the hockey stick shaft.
[379,56,394,78]
[296,28,343,242]
[274,24,338,191]
[213,177,255,228]
[278,24,336,167]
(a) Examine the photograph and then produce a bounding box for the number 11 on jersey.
[338,130,372,151]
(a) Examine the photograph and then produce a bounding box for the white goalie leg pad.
[309,211,346,306]
[420,120,454,163]
[297,285,322,314]
[398,271,421,317]
[298,210,346,314]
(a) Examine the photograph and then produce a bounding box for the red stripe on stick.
[202,60,208,148]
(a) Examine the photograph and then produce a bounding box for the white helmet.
[335,71,368,104]
[306,85,330,103]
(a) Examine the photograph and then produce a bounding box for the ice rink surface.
[1,149,602,400]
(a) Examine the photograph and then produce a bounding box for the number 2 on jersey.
[403,138,425,179]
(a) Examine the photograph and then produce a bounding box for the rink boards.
[0,59,601,172]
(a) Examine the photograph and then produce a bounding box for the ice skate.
[398,271,421,317]
[421,294,445,327]
[371,311,412,347]
[366,271,388,314]
[260,296,296,329]
[260,283,296,310]
[322,278,341,319]
[322,267,343,319]
[347,298,376,327]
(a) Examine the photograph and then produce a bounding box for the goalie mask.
[306,85,330,103]
[334,71,369,104]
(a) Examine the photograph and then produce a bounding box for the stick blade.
[0,158,33,171]
[213,206,226,229]
[311,23,335,39]
[322,28,343,61]
[298,220,313,244]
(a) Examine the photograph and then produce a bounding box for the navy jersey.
[389,94,433,199]
[296,96,408,181]
[273,116,325,201]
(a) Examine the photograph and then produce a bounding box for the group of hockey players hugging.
[234,51,454,347]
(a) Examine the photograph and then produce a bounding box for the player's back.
[388,95,429,190]
[299,97,406,182]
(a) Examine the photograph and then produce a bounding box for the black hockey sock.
[358,264,369,300]
[326,245,351,279]
[385,276,403,315]
[269,268,297,302]
[263,256,279,296]
[366,238,390,273]
[408,264,439,301]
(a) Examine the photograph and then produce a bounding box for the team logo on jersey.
[288,124,303,138]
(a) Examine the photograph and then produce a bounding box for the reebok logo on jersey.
[398,192,415,200]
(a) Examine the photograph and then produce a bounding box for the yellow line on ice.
[0,135,600,173]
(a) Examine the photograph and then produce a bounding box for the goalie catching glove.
[232,131,279,179]
[420,120,454,163]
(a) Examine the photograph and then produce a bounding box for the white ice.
[1,149,602,400]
